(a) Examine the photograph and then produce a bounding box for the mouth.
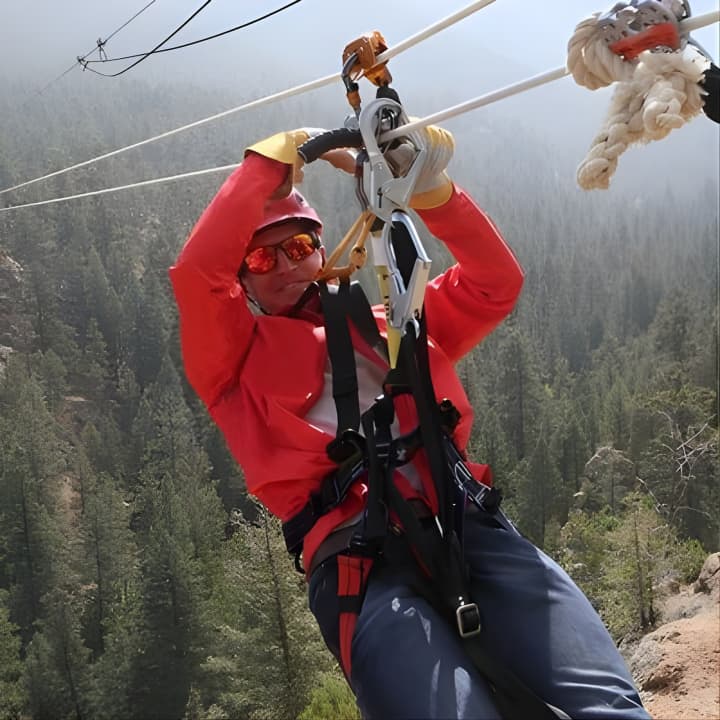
[277,279,311,292]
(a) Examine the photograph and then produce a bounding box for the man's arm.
[169,154,288,409]
[701,62,720,124]
[417,185,524,364]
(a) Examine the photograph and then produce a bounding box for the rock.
[625,555,720,720]
[0,250,31,351]
[0,343,12,380]
[693,552,720,598]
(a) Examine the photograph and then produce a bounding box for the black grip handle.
[297,128,363,163]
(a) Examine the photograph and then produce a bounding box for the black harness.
[281,279,566,720]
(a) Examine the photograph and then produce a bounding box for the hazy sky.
[2,0,718,90]
[1,0,718,194]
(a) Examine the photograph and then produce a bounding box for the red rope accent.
[337,554,374,679]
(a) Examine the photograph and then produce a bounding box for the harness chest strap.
[283,279,566,718]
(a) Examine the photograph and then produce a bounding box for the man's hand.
[245,128,326,198]
[386,124,455,209]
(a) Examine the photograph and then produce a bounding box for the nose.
[274,249,301,272]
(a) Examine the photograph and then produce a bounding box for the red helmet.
[255,190,322,235]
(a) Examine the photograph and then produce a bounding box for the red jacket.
[169,153,523,571]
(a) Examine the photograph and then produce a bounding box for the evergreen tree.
[23,588,90,720]
[0,590,26,720]
[190,508,334,720]
[128,356,226,719]
[0,358,69,638]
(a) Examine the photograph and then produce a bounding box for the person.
[169,122,651,719]
[701,61,720,123]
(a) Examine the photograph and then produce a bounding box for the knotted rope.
[567,12,710,190]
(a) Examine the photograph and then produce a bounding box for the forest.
[0,69,717,720]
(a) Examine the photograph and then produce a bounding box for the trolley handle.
[297,128,363,164]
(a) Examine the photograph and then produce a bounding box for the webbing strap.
[346,282,388,362]
[320,281,361,432]
[337,554,374,679]
[462,638,567,720]
[319,280,389,438]
[395,320,477,617]
[317,279,565,718]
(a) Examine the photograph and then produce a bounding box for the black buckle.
[326,429,365,463]
[456,601,482,638]
[348,531,383,558]
[320,456,364,510]
[439,398,461,433]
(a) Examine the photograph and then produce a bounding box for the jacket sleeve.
[417,184,524,364]
[168,154,288,409]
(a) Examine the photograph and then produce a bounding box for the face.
[241,219,324,315]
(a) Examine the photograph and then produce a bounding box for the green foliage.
[0,74,716,718]
[298,671,361,720]
[24,588,91,720]
[187,508,334,720]
[560,494,709,641]
[0,591,26,720]
[0,357,70,635]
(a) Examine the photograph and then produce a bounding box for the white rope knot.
[567,14,636,90]
[575,45,709,190]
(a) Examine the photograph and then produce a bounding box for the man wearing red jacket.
[170,126,649,719]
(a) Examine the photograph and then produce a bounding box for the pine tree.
[190,507,335,720]
[0,590,26,720]
[0,358,69,638]
[127,356,226,719]
[23,588,91,720]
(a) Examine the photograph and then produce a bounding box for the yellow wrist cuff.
[245,130,310,166]
[410,175,453,210]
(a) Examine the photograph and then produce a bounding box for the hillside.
[627,553,720,720]
[0,74,717,719]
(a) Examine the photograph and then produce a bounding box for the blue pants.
[308,508,650,720]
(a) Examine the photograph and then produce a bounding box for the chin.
[267,290,306,316]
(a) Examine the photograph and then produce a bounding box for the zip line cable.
[385,11,719,140]
[82,0,302,65]
[100,0,161,47]
[2,6,717,213]
[80,0,215,77]
[5,5,717,210]
[6,2,717,218]
[26,0,160,102]
[0,165,242,212]
[0,0,496,198]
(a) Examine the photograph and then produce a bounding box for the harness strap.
[346,281,388,362]
[298,281,564,718]
[337,554,374,679]
[394,320,481,625]
[462,639,567,720]
[320,280,361,434]
[353,398,392,552]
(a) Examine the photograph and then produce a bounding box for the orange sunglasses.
[243,232,321,275]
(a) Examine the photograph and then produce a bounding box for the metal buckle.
[456,602,482,638]
[596,0,689,58]
[357,97,428,221]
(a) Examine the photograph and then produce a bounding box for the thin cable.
[102,0,160,46]
[84,0,302,64]
[0,165,241,213]
[384,9,720,140]
[3,5,719,216]
[0,0,496,197]
[25,0,160,103]
[81,0,214,77]
[384,67,570,141]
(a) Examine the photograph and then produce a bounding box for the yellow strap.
[316,211,375,281]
